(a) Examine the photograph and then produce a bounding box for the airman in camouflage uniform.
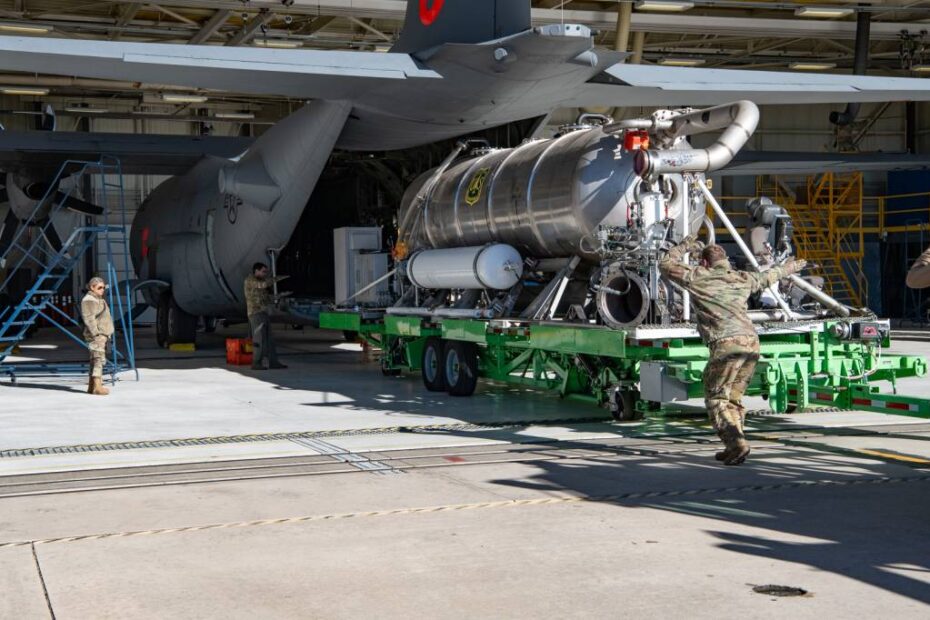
[81,276,115,396]
[906,245,930,289]
[244,262,288,371]
[660,235,806,465]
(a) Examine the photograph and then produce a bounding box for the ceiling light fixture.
[254,39,302,48]
[215,112,256,120]
[658,58,705,67]
[64,106,109,113]
[161,93,208,103]
[795,7,854,18]
[0,23,52,34]
[1,87,49,96]
[64,106,110,114]
[912,64,930,73]
[635,1,694,12]
[789,62,837,70]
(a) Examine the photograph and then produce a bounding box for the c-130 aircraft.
[1,0,929,345]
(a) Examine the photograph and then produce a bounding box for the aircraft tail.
[392,0,531,54]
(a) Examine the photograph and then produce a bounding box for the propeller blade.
[55,191,104,216]
[36,217,63,253]
[0,207,19,254]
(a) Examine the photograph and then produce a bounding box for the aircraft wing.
[567,64,930,107]
[720,151,930,176]
[0,131,254,176]
[0,36,439,99]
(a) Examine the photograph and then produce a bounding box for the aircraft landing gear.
[156,291,198,348]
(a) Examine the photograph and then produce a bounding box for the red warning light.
[420,0,445,26]
[624,129,650,151]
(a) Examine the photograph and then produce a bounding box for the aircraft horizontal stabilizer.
[0,131,254,176]
[721,151,930,177]
[0,36,438,100]
[570,64,930,107]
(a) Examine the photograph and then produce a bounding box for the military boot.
[90,377,110,396]
[716,425,749,465]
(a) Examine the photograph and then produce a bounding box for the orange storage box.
[226,338,254,366]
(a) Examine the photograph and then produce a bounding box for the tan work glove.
[785,259,807,275]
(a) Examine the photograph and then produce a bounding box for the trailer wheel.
[422,338,447,392]
[444,341,478,397]
[610,389,643,422]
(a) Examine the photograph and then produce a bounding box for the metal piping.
[696,178,798,319]
[831,10,871,127]
[636,100,760,177]
[788,273,855,317]
[748,310,822,322]
[397,140,470,249]
[697,179,853,318]
[386,306,496,320]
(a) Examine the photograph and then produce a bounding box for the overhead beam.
[188,8,231,45]
[93,2,930,41]
[226,10,276,46]
[299,15,335,35]
[347,15,392,43]
[535,9,927,41]
[145,4,199,27]
[111,2,142,40]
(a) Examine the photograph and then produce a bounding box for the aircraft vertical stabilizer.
[392,0,531,54]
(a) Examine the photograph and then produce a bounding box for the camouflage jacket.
[906,245,930,289]
[244,274,285,317]
[660,236,796,344]
[81,292,114,341]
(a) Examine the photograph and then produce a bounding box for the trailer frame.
[320,311,930,420]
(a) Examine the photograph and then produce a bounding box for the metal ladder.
[0,157,137,382]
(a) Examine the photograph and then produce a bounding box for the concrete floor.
[1,326,929,619]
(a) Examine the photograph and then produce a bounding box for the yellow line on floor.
[856,449,930,465]
[1,475,928,550]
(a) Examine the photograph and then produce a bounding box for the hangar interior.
[1,1,930,319]
[4,3,930,617]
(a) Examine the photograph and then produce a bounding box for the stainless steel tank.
[407,244,523,290]
[400,127,698,259]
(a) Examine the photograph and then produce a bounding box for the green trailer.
[320,310,930,420]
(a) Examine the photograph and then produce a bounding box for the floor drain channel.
[289,437,401,476]
[752,585,809,597]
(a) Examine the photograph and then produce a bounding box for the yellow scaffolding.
[754,172,866,308]
[713,180,930,312]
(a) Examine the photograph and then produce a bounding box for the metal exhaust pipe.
[635,100,760,177]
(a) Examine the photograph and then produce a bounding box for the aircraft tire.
[155,293,170,348]
[167,295,197,345]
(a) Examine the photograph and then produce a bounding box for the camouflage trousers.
[704,335,761,442]
[248,312,279,368]
[87,335,108,378]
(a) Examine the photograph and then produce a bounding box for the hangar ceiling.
[0,1,927,120]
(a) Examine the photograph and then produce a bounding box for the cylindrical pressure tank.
[407,244,523,290]
[399,127,700,259]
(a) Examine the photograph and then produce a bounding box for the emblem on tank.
[465,168,490,206]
